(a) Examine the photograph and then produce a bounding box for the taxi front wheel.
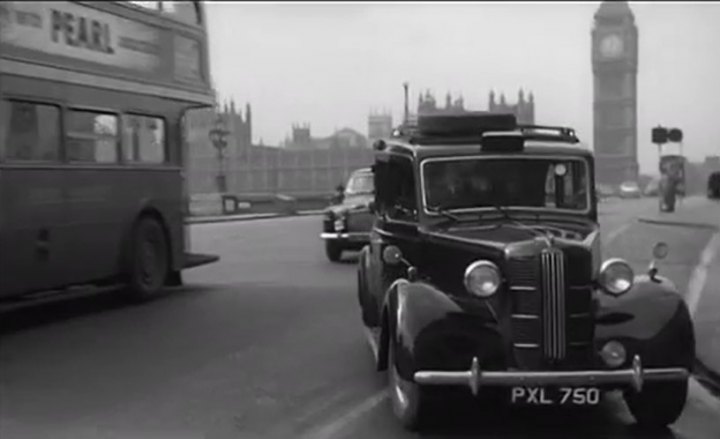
[624,379,688,430]
[388,334,435,431]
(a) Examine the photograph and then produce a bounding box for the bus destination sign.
[0,1,161,73]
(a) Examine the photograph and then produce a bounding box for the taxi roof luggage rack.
[417,112,517,137]
[389,118,580,146]
[392,112,518,144]
[517,124,579,144]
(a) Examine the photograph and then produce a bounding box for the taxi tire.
[325,241,343,262]
[624,379,688,430]
[358,269,377,327]
[123,217,169,301]
[388,333,433,431]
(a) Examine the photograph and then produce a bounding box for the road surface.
[1,198,719,439]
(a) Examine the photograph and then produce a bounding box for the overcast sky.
[206,1,720,174]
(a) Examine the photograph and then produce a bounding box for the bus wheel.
[124,217,169,301]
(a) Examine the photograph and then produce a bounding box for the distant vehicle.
[0,1,218,301]
[357,113,693,431]
[708,172,720,200]
[320,168,374,262]
[619,181,642,198]
[596,183,617,199]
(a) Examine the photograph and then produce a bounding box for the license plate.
[510,386,601,406]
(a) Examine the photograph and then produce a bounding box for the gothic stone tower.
[592,1,639,186]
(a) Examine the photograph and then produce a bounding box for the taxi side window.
[375,156,417,221]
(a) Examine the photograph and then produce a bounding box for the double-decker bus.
[0,0,218,301]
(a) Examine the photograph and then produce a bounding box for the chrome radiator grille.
[541,249,566,361]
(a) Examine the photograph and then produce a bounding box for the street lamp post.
[208,116,230,193]
[403,81,409,125]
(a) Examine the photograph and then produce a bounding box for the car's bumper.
[320,232,370,243]
[414,355,689,396]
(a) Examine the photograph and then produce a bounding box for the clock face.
[600,34,624,58]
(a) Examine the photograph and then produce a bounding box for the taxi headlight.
[464,260,501,298]
[333,217,346,232]
[598,258,634,296]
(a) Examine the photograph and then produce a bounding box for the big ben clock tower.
[592,1,639,186]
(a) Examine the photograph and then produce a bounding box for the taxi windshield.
[345,173,374,195]
[422,157,590,212]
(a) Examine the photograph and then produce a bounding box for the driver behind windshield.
[425,159,582,211]
[426,163,464,208]
[346,173,373,195]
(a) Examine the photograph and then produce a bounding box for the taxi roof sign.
[480,131,525,152]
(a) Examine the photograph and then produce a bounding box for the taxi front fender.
[380,281,499,381]
[595,275,695,369]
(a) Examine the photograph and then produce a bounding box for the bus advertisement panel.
[0,1,213,105]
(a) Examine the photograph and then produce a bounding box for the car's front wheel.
[388,334,433,431]
[624,379,688,430]
[325,241,343,262]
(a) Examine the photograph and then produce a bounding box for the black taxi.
[321,168,375,262]
[356,112,694,430]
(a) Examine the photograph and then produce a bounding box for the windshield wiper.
[483,203,550,238]
[426,204,462,222]
[488,202,513,222]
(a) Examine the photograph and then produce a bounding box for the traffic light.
[652,126,668,144]
[668,128,683,143]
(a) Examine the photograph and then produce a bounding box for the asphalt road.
[1,197,719,439]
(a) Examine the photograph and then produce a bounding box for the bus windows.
[128,1,161,10]
[122,114,166,164]
[162,1,202,25]
[126,1,201,25]
[66,110,119,163]
[1,100,61,162]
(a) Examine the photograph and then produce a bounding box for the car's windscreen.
[346,173,374,195]
[422,157,589,212]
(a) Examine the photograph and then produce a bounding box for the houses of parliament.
[186,89,535,198]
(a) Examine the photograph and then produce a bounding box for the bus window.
[66,110,119,163]
[162,1,201,25]
[127,1,161,10]
[1,100,61,162]
[122,114,166,164]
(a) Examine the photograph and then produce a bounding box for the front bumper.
[320,232,370,242]
[414,355,689,396]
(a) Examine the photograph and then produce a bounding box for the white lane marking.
[686,232,720,316]
[300,390,388,439]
